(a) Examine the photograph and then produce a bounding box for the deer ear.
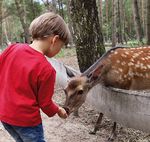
[87,64,104,82]
[92,67,102,78]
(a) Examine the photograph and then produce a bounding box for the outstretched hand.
[57,107,68,119]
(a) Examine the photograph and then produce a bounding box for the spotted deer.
[63,46,150,138]
[64,46,150,115]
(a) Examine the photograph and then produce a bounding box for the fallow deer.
[63,46,150,140]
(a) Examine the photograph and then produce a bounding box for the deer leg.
[107,122,117,142]
[89,113,104,135]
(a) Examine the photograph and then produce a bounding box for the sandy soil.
[0,53,150,142]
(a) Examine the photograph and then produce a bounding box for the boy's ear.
[52,35,59,44]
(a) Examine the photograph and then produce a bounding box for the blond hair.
[29,12,71,45]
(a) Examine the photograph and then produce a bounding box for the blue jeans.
[1,121,45,142]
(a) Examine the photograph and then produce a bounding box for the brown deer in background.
[63,46,150,141]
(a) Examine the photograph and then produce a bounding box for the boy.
[0,12,70,142]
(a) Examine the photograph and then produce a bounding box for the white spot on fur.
[128,62,134,66]
[116,60,120,63]
[139,73,144,77]
[135,64,140,68]
[128,72,133,77]
[133,53,140,58]
[147,65,150,69]
[141,66,147,70]
[114,70,119,74]
[145,73,149,78]
[140,50,144,53]
[128,77,131,80]
[130,58,134,62]
[118,76,123,81]
[125,51,129,55]
[121,54,127,58]
[140,63,144,69]
[144,66,148,69]
[121,61,126,65]
[135,73,144,77]
[118,68,123,72]
[137,61,140,64]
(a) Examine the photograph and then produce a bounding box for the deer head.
[63,76,90,114]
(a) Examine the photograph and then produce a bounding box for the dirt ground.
[0,51,150,142]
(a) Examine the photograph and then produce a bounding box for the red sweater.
[0,43,59,126]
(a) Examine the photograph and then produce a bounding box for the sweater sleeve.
[37,66,59,117]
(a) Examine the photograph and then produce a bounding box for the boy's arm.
[37,67,59,117]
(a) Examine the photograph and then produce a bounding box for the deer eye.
[78,90,84,95]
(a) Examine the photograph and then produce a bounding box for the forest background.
[0,0,150,71]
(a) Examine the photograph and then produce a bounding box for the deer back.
[88,46,150,90]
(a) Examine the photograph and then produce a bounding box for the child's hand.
[57,107,68,119]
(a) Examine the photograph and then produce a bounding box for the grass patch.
[127,39,146,47]
[55,47,76,58]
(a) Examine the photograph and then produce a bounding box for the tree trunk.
[114,0,123,44]
[146,0,150,45]
[15,0,30,43]
[105,0,108,42]
[41,0,57,12]
[139,0,146,37]
[132,0,144,42]
[112,0,124,46]
[141,0,146,37]
[3,19,11,45]
[117,0,123,44]
[97,0,103,28]
[66,0,73,45]
[58,0,64,19]
[30,0,36,19]
[122,0,127,43]
[112,0,117,46]
[70,0,105,72]
[52,0,57,9]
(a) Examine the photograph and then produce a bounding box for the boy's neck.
[29,40,49,55]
